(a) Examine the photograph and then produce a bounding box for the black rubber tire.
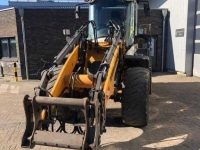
[46,65,63,92]
[122,67,149,127]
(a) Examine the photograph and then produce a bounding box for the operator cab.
[88,0,127,39]
[87,0,137,47]
[76,0,150,52]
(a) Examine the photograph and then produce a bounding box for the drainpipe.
[19,9,29,80]
[162,9,168,72]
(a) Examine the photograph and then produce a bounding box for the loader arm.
[21,0,152,149]
[22,20,122,149]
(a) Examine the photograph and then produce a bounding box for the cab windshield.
[88,0,127,39]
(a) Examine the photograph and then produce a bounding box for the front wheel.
[121,67,150,127]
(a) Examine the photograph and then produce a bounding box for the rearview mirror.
[144,3,150,16]
[75,6,80,19]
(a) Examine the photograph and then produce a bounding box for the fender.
[124,55,150,68]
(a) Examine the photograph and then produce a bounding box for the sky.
[0,0,84,5]
[0,0,8,5]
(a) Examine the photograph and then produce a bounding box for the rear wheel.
[122,67,149,127]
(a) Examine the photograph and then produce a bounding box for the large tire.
[46,65,63,92]
[45,65,73,117]
[122,67,149,127]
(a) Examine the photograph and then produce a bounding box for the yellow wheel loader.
[21,0,152,149]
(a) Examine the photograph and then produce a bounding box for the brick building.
[0,6,88,79]
[0,1,167,79]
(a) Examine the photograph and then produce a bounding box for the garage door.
[193,0,200,76]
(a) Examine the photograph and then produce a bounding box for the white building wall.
[166,0,188,73]
[140,0,189,73]
[193,54,200,76]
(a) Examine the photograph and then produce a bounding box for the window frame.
[0,37,17,59]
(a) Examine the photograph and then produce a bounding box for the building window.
[0,38,17,58]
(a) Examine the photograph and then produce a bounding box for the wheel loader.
[21,0,152,149]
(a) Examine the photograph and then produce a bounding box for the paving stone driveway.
[0,73,200,150]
